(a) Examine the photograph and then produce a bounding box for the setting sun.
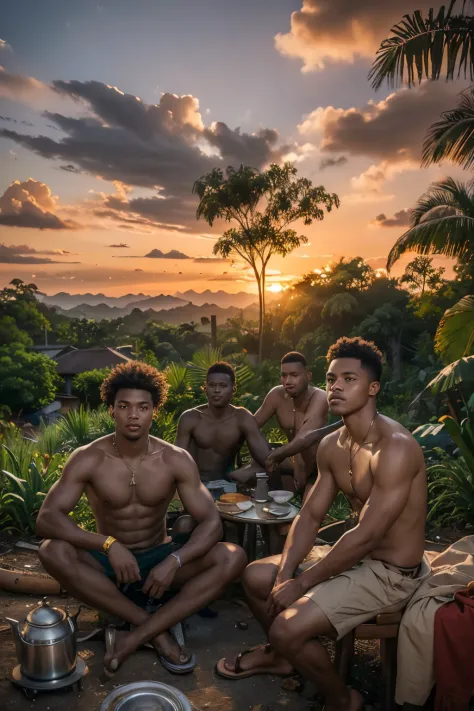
[268,283,283,293]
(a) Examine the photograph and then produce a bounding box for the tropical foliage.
[193,163,340,361]
[386,178,474,271]
[435,295,474,363]
[370,1,474,89]
[422,89,474,171]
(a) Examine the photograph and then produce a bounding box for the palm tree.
[387,177,474,270]
[369,1,474,90]
[422,88,474,170]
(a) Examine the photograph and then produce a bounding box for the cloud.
[348,159,416,200]
[203,122,290,167]
[371,208,412,227]
[299,82,460,164]
[365,255,389,270]
[59,164,82,174]
[144,249,190,259]
[0,40,12,52]
[275,0,435,72]
[319,155,347,170]
[93,188,204,234]
[298,82,462,199]
[1,78,288,232]
[0,179,79,229]
[107,243,129,248]
[0,243,80,264]
[112,247,192,259]
[0,66,48,99]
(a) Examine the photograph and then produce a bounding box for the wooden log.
[0,567,61,595]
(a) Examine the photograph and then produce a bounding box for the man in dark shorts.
[37,361,247,675]
[217,338,429,711]
[175,361,270,488]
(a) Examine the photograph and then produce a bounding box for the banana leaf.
[421,356,474,396]
[440,415,474,473]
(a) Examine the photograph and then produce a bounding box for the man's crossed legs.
[39,538,246,674]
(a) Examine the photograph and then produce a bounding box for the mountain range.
[40,289,261,311]
[54,302,259,326]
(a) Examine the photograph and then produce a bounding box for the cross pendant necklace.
[112,435,150,486]
[348,411,378,492]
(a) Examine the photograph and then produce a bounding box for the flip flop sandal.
[103,626,119,677]
[158,652,197,675]
[215,644,293,680]
[132,625,197,674]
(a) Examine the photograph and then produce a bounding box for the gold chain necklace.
[347,411,378,491]
[112,435,150,486]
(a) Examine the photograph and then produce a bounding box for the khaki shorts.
[296,545,431,639]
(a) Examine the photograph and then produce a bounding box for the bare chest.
[332,447,374,509]
[275,401,301,436]
[87,459,174,510]
[192,417,243,452]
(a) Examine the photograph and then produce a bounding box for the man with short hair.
[233,352,331,493]
[217,337,429,711]
[36,361,247,676]
[175,361,270,485]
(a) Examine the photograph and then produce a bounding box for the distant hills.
[53,302,259,326]
[40,289,261,313]
[174,290,261,309]
[40,292,152,309]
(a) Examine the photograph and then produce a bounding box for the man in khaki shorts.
[216,337,429,711]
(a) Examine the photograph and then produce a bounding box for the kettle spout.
[5,617,19,637]
[67,604,83,632]
[5,618,21,657]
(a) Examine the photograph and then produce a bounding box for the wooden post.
[211,315,217,349]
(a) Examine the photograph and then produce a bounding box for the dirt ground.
[0,544,389,711]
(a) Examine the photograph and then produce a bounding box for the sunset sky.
[0,0,468,296]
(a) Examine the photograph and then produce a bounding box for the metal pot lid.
[100,681,193,711]
[26,599,66,627]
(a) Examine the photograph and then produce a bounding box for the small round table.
[218,502,299,562]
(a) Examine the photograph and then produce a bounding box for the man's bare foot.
[217,644,293,679]
[151,631,192,666]
[325,688,364,711]
[104,629,139,675]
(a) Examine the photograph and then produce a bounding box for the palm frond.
[166,363,189,393]
[387,214,474,269]
[369,2,474,89]
[422,88,474,169]
[410,177,473,226]
[435,295,474,363]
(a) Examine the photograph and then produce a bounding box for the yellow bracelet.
[103,536,117,554]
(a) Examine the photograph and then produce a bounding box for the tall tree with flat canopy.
[193,163,340,361]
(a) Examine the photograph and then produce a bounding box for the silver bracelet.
[171,552,182,568]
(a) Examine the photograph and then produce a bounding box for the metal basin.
[100,682,192,711]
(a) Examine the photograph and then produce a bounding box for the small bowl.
[268,490,293,504]
[264,503,292,518]
[236,500,254,511]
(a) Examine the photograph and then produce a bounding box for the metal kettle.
[6,597,82,681]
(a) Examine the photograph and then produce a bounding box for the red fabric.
[434,587,474,711]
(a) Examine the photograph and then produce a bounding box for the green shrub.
[0,441,65,535]
[428,455,474,526]
[0,344,60,414]
[73,368,110,408]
